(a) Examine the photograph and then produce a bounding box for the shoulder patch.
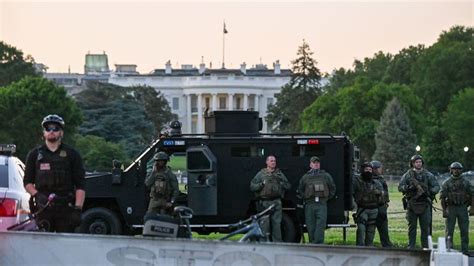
[60,150,67,157]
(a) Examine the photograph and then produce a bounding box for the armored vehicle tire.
[79,207,122,235]
[281,213,300,243]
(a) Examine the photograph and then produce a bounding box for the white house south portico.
[109,61,291,133]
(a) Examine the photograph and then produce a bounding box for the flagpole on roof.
[222,20,228,69]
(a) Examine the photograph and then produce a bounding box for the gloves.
[166,202,174,209]
[70,206,82,227]
[33,193,49,209]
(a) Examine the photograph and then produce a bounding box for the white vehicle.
[0,144,30,231]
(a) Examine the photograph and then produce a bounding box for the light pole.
[464,146,469,169]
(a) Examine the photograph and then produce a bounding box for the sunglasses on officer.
[44,126,61,132]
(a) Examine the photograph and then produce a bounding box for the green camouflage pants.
[304,201,327,244]
[356,208,378,246]
[406,207,431,249]
[445,204,470,253]
[259,199,282,242]
[376,205,393,247]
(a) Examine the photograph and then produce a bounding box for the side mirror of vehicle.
[112,159,123,185]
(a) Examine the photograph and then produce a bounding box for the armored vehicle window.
[292,145,325,157]
[188,151,211,171]
[231,146,265,157]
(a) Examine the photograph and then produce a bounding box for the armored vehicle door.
[186,145,217,215]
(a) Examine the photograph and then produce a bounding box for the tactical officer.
[250,155,291,242]
[398,154,440,249]
[440,162,473,254]
[371,160,393,247]
[24,114,85,232]
[353,162,385,246]
[145,151,180,215]
[297,156,336,244]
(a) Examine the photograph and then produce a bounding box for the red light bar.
[0,198,18,217]
[308,139,319,145]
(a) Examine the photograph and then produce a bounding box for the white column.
[243,93,248,111]
[197,93,203,133]
[186,94,192,133]
[254,94,260,113]
[228,93,234,110]
[212,93,217,112]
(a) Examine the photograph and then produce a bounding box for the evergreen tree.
[266,40,322,132]
[373,98,417,175]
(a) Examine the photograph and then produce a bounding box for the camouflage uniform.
[298,167,336,244]
[399,167,439,249]
[353,174,385,246]
[371,166,393,247]
[145,165,180,215]
[440,162,473,254]
[250,167,291,242]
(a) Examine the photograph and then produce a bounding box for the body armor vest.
[447,179,468,205]
[355,178,382,208]
[259,177,282,199]
[35,146,73,194]
[303,174,329,199]
[150,170,171,199]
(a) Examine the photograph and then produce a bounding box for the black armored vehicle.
[81,111,358,242]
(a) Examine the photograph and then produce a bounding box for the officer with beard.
[440,162,473,254]
[24,114,85,232]
[353,162,385,246]
[398,155,439,249]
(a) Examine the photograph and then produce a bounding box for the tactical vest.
[354,178,382,208]
[35,146,73,194]
[303,174,329,200]
[259,177,282,199]
[150,170,170,199]
[406,171,429,200]
[447,179,469,205]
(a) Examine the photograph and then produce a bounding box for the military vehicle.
[80,111,358,242]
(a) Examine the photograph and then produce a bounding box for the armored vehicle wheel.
[79,207,122,235]
[281,213,300,243]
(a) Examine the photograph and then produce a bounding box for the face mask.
[361,171,372,180]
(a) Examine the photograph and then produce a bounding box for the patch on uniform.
[40,163,51,170]
[59,150,67,157]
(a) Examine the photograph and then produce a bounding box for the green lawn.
[193,182,474,250]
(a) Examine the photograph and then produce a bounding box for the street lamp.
[416,145,421,152]
[464,146,469,153]
[464,146,469,169]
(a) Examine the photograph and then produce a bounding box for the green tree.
[373,98,417,175]
[266,40,323,132]
[75,135,129,172]
[382,45,425,85]
[0,76,82,159]
[0,41,39,87]
[302,81,421,160]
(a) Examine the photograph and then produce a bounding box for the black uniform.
[24,143,85,232]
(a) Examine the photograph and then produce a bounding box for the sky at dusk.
[1,1,472,74]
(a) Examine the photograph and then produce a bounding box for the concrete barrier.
[0,231,436,265]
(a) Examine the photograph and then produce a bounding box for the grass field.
[191,182,474,250]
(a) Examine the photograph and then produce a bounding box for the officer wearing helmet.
[371,160,393,247]
[24,114,85,232]
[398,154,439,249]
[353,162,385,246]
[145,151,180,215]
[440,162,473,254]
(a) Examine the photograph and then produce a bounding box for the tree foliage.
[0,76,82,160]
[0,41,39,87]
[373,98,416,175]
[75,134,129,172]
[266,40,322,132]
[75,82,175,158]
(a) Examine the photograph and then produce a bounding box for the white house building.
[109,61,292,134]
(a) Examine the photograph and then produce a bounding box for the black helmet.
[41,114,65,129]
[153,151,169,161]
[409,154,423,167]
[449,162,463,170]
[360,161,373,171]
[371,160,382,169]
